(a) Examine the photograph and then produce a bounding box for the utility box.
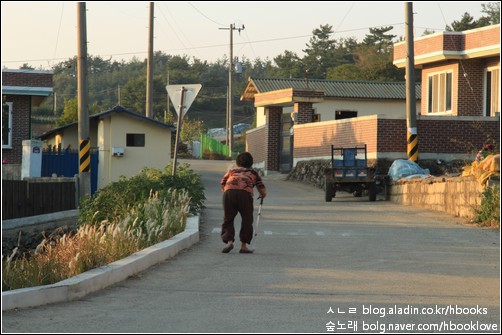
[21,140,43,179]
[111,147,125,157]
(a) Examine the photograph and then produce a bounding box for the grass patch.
[2,163,202,291]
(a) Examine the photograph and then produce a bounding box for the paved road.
[2,159,500,333]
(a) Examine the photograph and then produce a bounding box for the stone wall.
[287,159,490,220]
[390,176,485,219]
[2,210,78,258]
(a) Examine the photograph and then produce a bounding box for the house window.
[126,133,145,147]
[335,110,358,120]
[427,72,452,114]
[485,67,500,116]
[2,102,13,148]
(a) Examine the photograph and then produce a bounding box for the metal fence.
[199,133,230,158]
[2,178,77,220]
[42,147,98,194]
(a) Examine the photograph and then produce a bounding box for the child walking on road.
[220,152,267,254]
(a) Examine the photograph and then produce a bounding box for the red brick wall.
[246,107,282,172]
[376,119,407,152]
[417,118,500,154]
[456,59,485,116]
[266,107,282,171]
[293,116,499,160]
[2,70,53,87]
[294,102,314,125]
[293,89,324,99]
[2,95,32,164]
[294,117,380,159]
[464,25,500,50]
[246,126,267,166]
[394,25,500,61]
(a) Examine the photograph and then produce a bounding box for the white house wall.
[255,99,420,127]
[97,114,171,189]
[312,99,420,121]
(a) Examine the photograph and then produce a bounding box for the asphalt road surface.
[2,159,500,333]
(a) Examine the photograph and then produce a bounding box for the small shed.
[38,106,175,190]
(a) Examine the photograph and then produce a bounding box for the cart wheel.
[325,182,334,202]
[368,182,377,201]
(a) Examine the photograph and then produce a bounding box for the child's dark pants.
[221,189,254,244]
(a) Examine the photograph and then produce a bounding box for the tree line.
[27,3,498,131]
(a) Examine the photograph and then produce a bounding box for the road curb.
[2,216,199,311]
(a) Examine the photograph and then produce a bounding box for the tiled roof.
[244,77,421,100]
[38,106,174,139]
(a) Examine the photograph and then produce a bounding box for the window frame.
[485,66,500,117]
[2,102,13,149]
[427,71,453,115]
[126,133,145,147]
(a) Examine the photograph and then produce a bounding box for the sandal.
[222,244,234,253]
[239,249,254,254]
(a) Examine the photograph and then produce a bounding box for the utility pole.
[77,2,91,198]
[53,91,57,115]
[220,23,244,157]
[166,71,170,123]
[225,85,229,146]
[405,2,418,162]
[146,2,154,118]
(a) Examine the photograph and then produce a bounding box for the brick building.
[242,24,500,175]
[2,69,54,179]
[393,24,500,117]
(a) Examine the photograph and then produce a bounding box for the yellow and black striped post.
[405,3,418,163]
[79,139,91,173]
[407,129,418,162]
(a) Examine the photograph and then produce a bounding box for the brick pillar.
[294,102,314,124]
[265,106,282,172]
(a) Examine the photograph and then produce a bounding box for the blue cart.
[324,144,385,202]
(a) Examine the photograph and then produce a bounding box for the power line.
[157,3,199,60]
[2,22,408,67]
[52,3,65,63]
[187,2,226,27]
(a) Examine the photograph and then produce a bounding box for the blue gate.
[42,148,99,195]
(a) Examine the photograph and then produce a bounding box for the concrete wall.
[2,210,79,256]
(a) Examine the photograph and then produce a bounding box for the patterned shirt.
[221,167,267,198]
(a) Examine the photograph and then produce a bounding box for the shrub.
[474,184,500,228]
[78,162,205,226]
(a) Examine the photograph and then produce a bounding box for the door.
[279,113,293,173]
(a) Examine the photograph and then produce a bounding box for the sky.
[1,1,489,70]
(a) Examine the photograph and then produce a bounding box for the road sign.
[166,84,202,118]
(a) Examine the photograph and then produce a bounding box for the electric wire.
[51,2,65,68]
[157,3,200,60]
[188,1,226,27]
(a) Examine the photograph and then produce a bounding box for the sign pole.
[172,86,186,177]
[166,83,201,176]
